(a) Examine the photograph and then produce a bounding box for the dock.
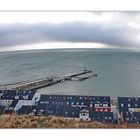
[0,70,96,90]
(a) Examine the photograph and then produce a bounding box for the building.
[0,90,118,124]
[118,97,140,124]
[37,94,113,122]
[0,90,40,114]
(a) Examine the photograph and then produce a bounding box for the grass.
[0,115,139,128]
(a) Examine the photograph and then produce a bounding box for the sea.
[0,48,140,98]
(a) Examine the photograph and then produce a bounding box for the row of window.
[92,117,112,120]
[40,101,110,107]
[46,96,110,100]
[125,111,133,115]
[119,97,140,102]
[40,101,49,104]
[94,104,109,107]
[125,117,137,121]
[127,98,139,101]
[0,94,35,100]
[95,108,109,112]
[45,111,77,115]
[0,90,34,94]
[0,100,12,106]
[104,117,112,120]
[120,103,139,107]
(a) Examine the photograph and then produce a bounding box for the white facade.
[0,100,12,106]
[14,91,40,111]
[111,105,119,120]
[79,109,91,121]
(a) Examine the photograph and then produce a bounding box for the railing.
[0,70,96,90]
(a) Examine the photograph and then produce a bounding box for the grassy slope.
[0,115,139,128]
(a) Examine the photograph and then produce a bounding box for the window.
[100,109,103,112]
[40,109,44,112]
[130,111,133,114]
[81,102,84,105]
[70,97,72,99]
[128,98,131,101]
[103,104,107,107]
[66,102,69,105]
[80,97,83,100]
[104,109,108,112]
[71,102,74,105]
[126,118,129,121]
[82,113,86,116]
[108,117,112,120]
[135,104,138,107]
[15,96,19,99]
[121,104,124,107]
[76,102,79,105]
[95,104,99,107]
[40,101,44,104]
[90,104,93,107]
[100,103,102,106]
[65,112,68,115]
[105,117,107,120]
[95,109,99,111]
[72,112,75,115]
[128,104,131,107]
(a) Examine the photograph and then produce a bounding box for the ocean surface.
[0,48,140,97]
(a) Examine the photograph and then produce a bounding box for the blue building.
[0,90,39,114]
[118,97,140,124]
[0,90,117,124]
[37,94,113,122]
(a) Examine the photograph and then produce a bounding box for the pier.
[0,70,97,90]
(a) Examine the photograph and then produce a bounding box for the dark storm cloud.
[0,22,139,48]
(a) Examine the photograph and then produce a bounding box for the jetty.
[0,70,97,90]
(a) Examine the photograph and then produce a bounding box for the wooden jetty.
[0,70,97,90]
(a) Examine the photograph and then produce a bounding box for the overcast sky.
[0,12,140,52]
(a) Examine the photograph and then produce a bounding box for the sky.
[0,12,140,52]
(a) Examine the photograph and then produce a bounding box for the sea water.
[0,49,140,97]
